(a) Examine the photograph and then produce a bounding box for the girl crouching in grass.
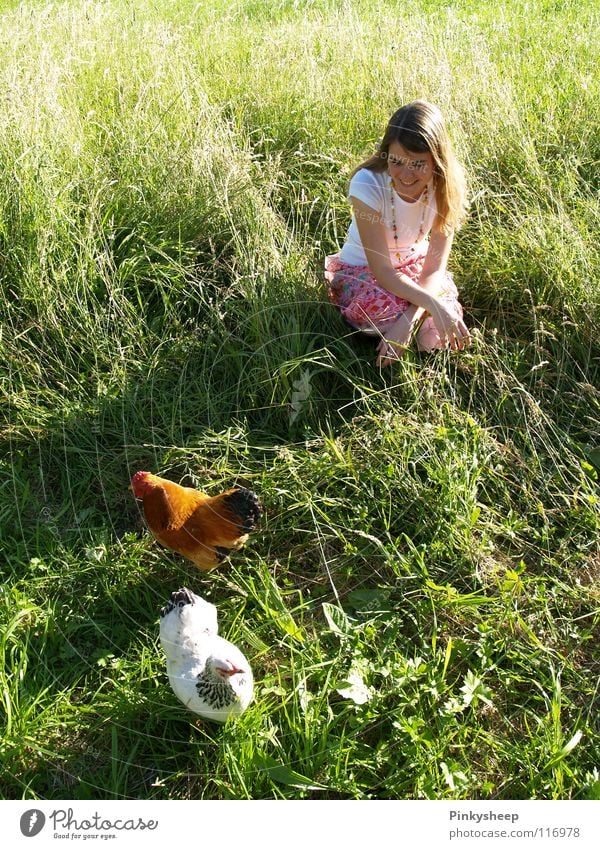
[326,101,470,366]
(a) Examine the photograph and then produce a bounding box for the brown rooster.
[131,471,261,572]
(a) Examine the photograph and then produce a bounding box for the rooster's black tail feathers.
[223,487,262,533]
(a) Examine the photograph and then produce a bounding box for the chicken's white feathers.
[159,588,253,723]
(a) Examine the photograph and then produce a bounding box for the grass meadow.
[1,0,599,800]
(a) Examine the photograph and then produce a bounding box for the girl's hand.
[427,297,471,350]
[375,312,417,367]
[376,336,408,368]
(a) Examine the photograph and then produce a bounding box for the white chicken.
[159,587,254,722]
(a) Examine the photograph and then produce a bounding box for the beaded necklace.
[389,178,429,261]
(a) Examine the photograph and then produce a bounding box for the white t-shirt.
[338,168,436,266]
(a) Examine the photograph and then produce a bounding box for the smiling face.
[387,141,434,201]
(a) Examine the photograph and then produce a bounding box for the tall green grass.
[1,0,598,800]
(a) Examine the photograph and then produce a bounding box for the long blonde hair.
[351,101,468,234]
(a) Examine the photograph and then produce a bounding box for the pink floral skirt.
[324,253,463,351]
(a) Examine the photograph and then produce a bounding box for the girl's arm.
[419,228,453,291]
[375,303,425,367]
[350,197,430,304]
[351,196,470,352]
